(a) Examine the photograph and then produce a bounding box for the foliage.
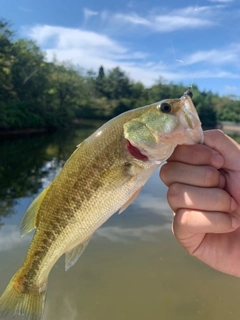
[0,18,239,131]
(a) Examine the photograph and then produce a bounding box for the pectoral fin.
[119,187,143,214]
[20,185,50,237]
[65,236,92,271]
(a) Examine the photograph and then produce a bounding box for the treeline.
[0,18,239,131]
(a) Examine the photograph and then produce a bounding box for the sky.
[1,0,239,96]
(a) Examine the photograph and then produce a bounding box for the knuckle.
[167,183,182,202]
[174,209,189,228]
[215,129,225,137]
[211,189,231,211]
[203,166,218,187]
[218,190,231,211]
[159,164,168,183]
[167,183,184,210]
[212,129,225,142]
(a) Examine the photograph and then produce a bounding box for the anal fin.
[65,236,92,271]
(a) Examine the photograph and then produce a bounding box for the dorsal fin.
[65,236,92,271]
[20,185,50,237]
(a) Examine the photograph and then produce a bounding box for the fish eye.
[160,103,172,113]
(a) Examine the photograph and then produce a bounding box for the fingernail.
[232,217,239,229]
[231,197,237,211]
[212,154,224,168]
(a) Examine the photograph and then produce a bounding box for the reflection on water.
[0,128,95,226]
[0,127,240,320]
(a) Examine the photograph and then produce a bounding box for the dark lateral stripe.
[126,140,148,161]
[22,137,127,288]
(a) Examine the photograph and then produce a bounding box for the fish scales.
[15,108,149,290]
[0,94,203,320]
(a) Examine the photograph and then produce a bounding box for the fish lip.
[180,95,204,144]
[190,125,204,144]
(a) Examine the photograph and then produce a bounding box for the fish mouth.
[180,95,204,144]
[126,139,149,161]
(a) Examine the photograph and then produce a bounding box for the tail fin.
[0,280,47,320]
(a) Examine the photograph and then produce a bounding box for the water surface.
[0,127,240,320]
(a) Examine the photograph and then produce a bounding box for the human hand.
[160,130,240,277]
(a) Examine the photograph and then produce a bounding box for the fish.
[0,92,203,320]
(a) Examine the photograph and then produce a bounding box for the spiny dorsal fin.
[119,187,143,214]
[65,236,92,271]
[20,185,50,237]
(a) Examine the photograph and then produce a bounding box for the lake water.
[0,126,240,320]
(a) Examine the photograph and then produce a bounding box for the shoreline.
[0,128,50,136]
[221,124,240,134]
[1,122,240,136]
[0,119,105,136]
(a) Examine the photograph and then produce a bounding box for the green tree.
[0,19,15,97]
[95,65,105,97]
[104,67,132,100]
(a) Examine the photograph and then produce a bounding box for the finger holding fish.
[160,140,226,189]
[167,184,236,214]
[166,143,224,168]
[161,162,225,188]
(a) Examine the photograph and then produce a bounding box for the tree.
[104,67,132,100]
[95,65,105,97]
[0,19,15,95]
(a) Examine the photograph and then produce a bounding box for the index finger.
[204,129,240,171]
[168,144,224,169]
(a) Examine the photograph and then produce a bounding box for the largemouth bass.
[0,93,203,320]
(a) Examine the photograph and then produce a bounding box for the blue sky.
[1,0,239,96]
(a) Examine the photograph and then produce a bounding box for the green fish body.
[0,94,203,320]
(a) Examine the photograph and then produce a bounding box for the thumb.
[204,130,240,171]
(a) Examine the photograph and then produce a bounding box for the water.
[0,127,240,320]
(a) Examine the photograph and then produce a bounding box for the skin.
[160,129,240,277]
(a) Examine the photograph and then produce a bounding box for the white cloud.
[115,13,212,32]
[224,85,238,93]
[25,23,240,87]
[153,16,212,32]
[83,8,99,21]
[26,25,168,85]
[185,44,240,66]
[110,6,215,33]
[28,25,126,54]
[95,224,171,243]
[191,70,240,79]
[0,225,31,252]
[137,194,172,215]
[114,13,151,27]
